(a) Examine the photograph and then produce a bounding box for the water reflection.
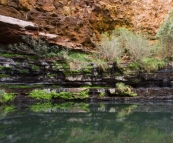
[0,102,173,143]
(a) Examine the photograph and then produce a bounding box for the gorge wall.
[0,0,172,50]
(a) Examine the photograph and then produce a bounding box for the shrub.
[96,28,151,63]
[141,57,165,73]
[0,90,15,103]
[96,32,123,62]
[156,9,173,58]
[8,35,59,58]
[116,82,137,97]
[116,28,151,62]
[128,62,140,71]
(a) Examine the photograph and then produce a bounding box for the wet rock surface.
[0,55,173,102]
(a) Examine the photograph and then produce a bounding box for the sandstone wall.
[0,0,172,50]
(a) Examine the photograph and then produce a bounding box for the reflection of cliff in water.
[0,102,173,143]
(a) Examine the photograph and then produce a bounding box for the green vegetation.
[32,65,39,71]
[96,26,172,73]
[117,28,151,62]
[99,92,105,98]
[29,89,52,100]
[46,74,57,78]
[0,90,15,103]
[96,28,151,63]
[0,53,23,58]
[0,84,44,89]
[29,89,89,100]
[96,32,123,62]
[0,53,37,60]
[75,89,89,99]
[58,50,93,71]
[20,69,29,74]
[8,35,59,58]
[156,9,173,58]
[0,74,9,78]
[128,62,140,71]
[116,82,137,97]
[141,57,166,73]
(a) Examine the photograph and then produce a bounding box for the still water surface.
[0,102,173,143]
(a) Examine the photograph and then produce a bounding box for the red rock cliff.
[0,0,172,50]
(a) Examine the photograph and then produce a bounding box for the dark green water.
[0,102,173,143]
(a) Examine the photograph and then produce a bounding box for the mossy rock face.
[0,90,15,104]
[0,74,9,78]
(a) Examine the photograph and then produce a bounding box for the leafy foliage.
[116,82,137,97]
[29,89,89,100]
[96,32,123,62]
[96,28,151,63]
[99,92,105,98]
[141,57,165,73]
[29,89,52,100]
[8,35,59,58]
[114,28,151,62]
[0,90,15,103]
[156,9,173,58]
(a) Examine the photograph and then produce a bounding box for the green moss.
[29,89,52,100]
[20,69,29,74]
[1,53,22,58]
[32,65,39,71]
[29,89,90,100]
[71,70,81,75]
[114,72,123,76]
[74,90,89,99]
[0,74,9,78]
[82,66,92,73]
[1,52,37,61]
[46,74,57,78]
[62,63,69,69]
[0,90,15,103]
[0,84,44,89]
[99,92,105,98]
[64,71,71,77]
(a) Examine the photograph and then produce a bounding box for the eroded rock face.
[0,0,172,50]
